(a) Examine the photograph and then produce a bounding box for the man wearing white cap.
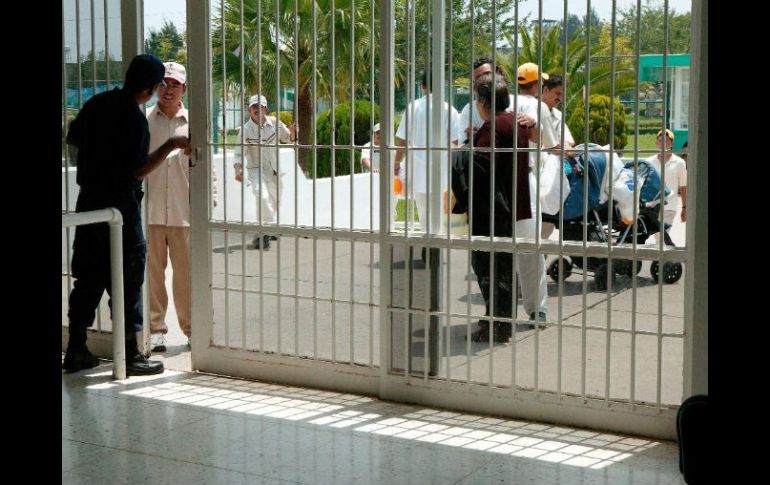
[146,61,214,352]
[360,123,381,172]
[234,94,296,249]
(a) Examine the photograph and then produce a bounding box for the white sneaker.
[151,334,167,352]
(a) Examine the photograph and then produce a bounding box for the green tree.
[75,50,123,87]
[617,0,691,54]
[495,23,636,116]
[144,20,185,62]
[311,100,379,178]
[213,0,380,173]
[567,94,628,149]
[395,0,520,105]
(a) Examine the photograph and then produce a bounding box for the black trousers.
[67,191,146,339]
[471,250,515,322]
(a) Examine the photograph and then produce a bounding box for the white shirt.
[548,107,574,146]
[146,104,191,227]
[235,116,292,172]
[516,94,559,169]
[360,141,381,171]
[458,94,516,144]
[395,93,463,193]
[647,153,687,211]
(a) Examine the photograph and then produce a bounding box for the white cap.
[163,62,186,84]
[372,123,381,133]
[248,94,269,108]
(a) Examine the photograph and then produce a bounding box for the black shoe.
[62,346,100,373]
[253,236,271,250]
[269,235,278,241]
[468,320,490,342]
[529,312,548,329]
[126,352,165,376]
[493,322,512,343]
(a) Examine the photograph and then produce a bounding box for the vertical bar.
[556,0,570,400]
[109,220,126,380]
[656,0,671,410]
[466,0,475,386]
[103,0,110,90]
[240,0,246,351]
[630,0,643,406]
[187,0,213,364]
[63,0,73,300]
[369,0,376,368]
[581,0,593,402]
[683,0,708,397]
[489,0,498,387]
[275,0,282,356]
[76,0,83,110]
[312,0,318,361]
[350,0,356,364]
[444,0,454,380]
[509,0,520,395]
[294,0,300,358]
[220,0,230,350]
[605,0,619,405]
[331,0,337,364]
[90,0,96,97]
[256,0,265,352]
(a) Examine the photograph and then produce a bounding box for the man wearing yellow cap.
[647,129,688,233]
[516,62,559,169]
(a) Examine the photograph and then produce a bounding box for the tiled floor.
[62,362,687,485]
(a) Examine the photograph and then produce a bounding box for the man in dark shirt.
[452,73,548,343]
[63,54,190,375]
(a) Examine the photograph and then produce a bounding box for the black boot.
[62,343,100,373]
[469,320,491,342]
[253,235,271,250]
[63,327,100,373]
[493,321,512,343]
[125,333,164,376]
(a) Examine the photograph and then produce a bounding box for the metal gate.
[60,0,706,441]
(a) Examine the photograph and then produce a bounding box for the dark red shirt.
[468,112,532,236]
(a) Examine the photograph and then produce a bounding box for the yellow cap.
[516,62,549,84]
[656,129,674,141]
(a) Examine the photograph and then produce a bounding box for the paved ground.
[62,209,687,407]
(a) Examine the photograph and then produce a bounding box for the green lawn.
[395,199,418,223]
[623,133,658,152]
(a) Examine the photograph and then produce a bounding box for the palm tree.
[212,0,378,172]
[494,24,636,116]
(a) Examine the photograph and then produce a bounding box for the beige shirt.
[146,103,192,227]
[235,116,292,172]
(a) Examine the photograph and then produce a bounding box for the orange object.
[443,190,456,213]
[393,177,403,195]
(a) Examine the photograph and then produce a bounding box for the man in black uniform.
[63,54,191,375]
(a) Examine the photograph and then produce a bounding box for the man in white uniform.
[647,129,687,243]
[394,71,463,234]
[539,73,575,239]
[360,123,381,172]
[234,94,296,249]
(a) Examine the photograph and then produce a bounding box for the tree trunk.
[297,87,313,174]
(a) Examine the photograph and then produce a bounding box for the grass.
[395,199,418,223]
[622,133,658,153]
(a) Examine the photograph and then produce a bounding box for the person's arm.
[679,186,687,222]
[394,137,407,174]
[678,163,688,222]
[233,126,246,182]
[277,119,296,143]
[135,136,190,180]
[361,144,373,172]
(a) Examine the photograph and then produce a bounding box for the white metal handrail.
[61,208,126,380]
